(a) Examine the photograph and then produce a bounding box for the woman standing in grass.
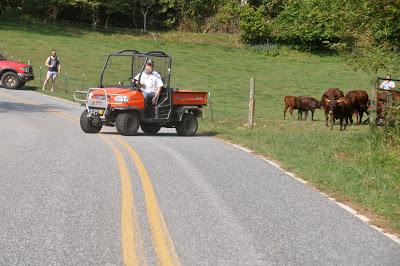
[42,50,61,92]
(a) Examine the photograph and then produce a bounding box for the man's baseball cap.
[146,60,154,66]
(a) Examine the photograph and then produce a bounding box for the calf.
[297,96,321,121]
[345,90,369,124]
[283,96,299,120]
[321,88,344,126]
[324,97,354,130]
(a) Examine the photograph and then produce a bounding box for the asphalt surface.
[0,87,399,265]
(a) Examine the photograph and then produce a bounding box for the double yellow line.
[0,92,180,265]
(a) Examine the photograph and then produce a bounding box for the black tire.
[176,113,198,136]
[140,122,161,135]
[116,112,140,136]
[1,71,21,89]
[80,110,102,133]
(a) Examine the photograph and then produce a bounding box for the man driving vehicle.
[134,60,163,106]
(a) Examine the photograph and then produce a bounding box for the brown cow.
[324,97,354,130]
[376,90,400,118]
[283,96,299,120]
[321,88,344,126]
[297,96,322,121]
[377,90,400,102]
[345,90,369,124]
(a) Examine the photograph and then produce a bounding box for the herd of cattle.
[284,88,400,130]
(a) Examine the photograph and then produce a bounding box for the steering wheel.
[130,78,141,91]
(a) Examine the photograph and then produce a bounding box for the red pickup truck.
[0,54,34,89]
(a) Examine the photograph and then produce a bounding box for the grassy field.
[1,18,399,233]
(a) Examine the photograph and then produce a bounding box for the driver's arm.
[132,73,141,87]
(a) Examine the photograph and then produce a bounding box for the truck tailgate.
[172,90,208,106]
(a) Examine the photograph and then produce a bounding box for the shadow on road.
[99,131,217,137]
[0,101,71,113]
[20,85,38,91]
[0,85,37,91]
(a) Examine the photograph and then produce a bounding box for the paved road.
[0,87,399,265]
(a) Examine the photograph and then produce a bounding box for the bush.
[382,103,400,145]
[273,0,341,48]
[240,5,272,44]
[205,0,241,33]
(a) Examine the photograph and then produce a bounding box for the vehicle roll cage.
[99,50,172,89]
[376,76,400,93]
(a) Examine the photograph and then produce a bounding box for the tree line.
[1,0,399,72]
[0,0,238,32]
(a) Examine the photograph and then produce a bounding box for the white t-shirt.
[135,71,164,93]
[380,80,395,90]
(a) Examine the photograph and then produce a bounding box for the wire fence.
[0,44,233,126]
[1,44,98,99]
[247,41,279,56]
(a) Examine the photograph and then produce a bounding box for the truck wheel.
[140,122,161,135]
[176,113,198,136]
[1,71,21,89]
[116,112,140,136]
[80,110,102,133]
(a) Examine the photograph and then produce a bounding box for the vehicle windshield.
[0,54,6,60]
[101,53,171,88]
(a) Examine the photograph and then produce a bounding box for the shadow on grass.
[0,15,145,38]
[0,16,84,37]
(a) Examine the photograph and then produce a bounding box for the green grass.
[1,18,399,233]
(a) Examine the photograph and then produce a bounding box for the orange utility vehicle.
[74,50,208,136]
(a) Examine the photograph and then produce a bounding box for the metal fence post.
[64,73,68,93]
[39,66,42,85]
[82,73,85,89]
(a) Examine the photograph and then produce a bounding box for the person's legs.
[143,91,155,105]
[50,72,58,92]
[42,71,51,90]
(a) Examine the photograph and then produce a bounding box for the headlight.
[114,95,129,103]
[19,67,30,73]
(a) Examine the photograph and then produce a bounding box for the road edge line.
[217,138,400,246]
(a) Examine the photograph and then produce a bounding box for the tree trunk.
[105,14,111,29]
[143,12,147,32]
[92,9,96,30]
[49,5,60,20]
[142,4,151,33]
[132,2,138,27]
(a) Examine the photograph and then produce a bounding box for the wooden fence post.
[248,77,255,129]
[208,92,215,124]
[369,77,378,129]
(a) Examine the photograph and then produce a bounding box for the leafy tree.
[273,0,341,47]
[240,5,271,44]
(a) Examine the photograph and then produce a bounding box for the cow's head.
[324,98,344,113]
